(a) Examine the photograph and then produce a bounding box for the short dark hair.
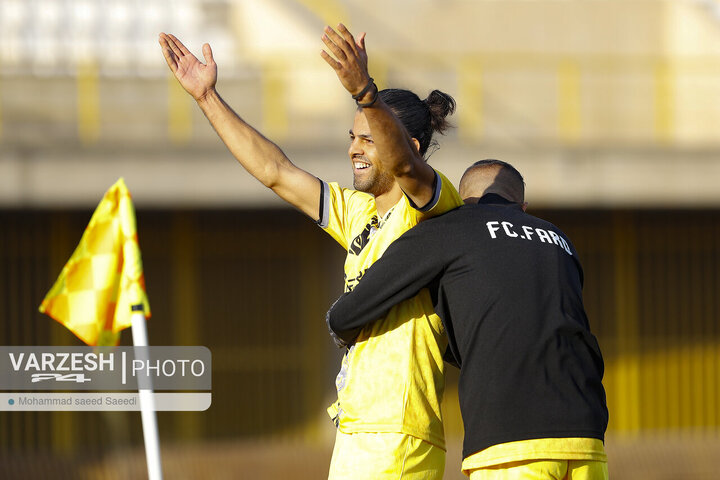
[459,159,526,203]
[377,89,456,158]
[469,159,525,188]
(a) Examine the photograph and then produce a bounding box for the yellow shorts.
[328,430,445,480]
[467,459,609,480]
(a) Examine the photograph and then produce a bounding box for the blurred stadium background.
[1,0,719,478]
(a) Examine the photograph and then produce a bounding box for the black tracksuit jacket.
[327,194,608,459]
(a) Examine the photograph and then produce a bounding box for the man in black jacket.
[327,160,609,479]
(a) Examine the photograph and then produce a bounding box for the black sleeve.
[325,294,358,348]
[326,221,446,344]
[316,178,330,227]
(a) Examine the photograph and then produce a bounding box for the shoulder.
[400,204,463,237]
[523,211,574,240]
[325,182,376,218]
[401,168,463,222]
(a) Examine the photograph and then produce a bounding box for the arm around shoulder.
[327,221,446,339]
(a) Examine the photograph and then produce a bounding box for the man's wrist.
[196,87,220,107]
[356,82,379,108]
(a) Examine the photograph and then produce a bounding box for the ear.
[411,138,421,154]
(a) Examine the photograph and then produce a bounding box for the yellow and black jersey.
[318,169,463,449]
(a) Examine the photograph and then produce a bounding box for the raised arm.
[326,220,446,345]
[320,24,436,206]
[159,33,321,220]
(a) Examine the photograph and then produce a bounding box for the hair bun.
[425,90,456,134]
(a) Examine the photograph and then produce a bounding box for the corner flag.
[39,178,151,346]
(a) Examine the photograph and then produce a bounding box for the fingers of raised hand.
[336,24,359,56]
[326,25,359,58]
[322,30,347,62]
[320,50,341,70]
[202,43,215,65]
[159,35,178,71]
[167,39,185,61]
[355,32,367,57]
[161,50,178,71]
[167,34,192,56]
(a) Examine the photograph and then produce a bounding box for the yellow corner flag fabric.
[39,178,151,346]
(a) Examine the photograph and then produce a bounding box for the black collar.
[477,193,515,205]
[476,193,521,208]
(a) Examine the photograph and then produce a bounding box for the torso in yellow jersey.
[319,170,462,449]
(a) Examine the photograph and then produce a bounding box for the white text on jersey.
[486,221,572,256]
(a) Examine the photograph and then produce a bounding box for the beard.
[353,167,395,197]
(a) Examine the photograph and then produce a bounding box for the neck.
[373,183,404,217]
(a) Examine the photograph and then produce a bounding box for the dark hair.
[377,89,456,158]
[469,159,525,187]
[458,159,526,203]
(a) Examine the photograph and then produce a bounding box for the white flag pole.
[131,304,163,480]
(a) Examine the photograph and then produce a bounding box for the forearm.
[196,89,321,218]
[364,102,421,175]
[327,225,442,339]
[361,94,436,203]
[197,88,287,188]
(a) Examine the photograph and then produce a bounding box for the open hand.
[320,24,372,98]
[159,32,217,101]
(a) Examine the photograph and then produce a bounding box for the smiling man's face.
[348,110,395,197]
